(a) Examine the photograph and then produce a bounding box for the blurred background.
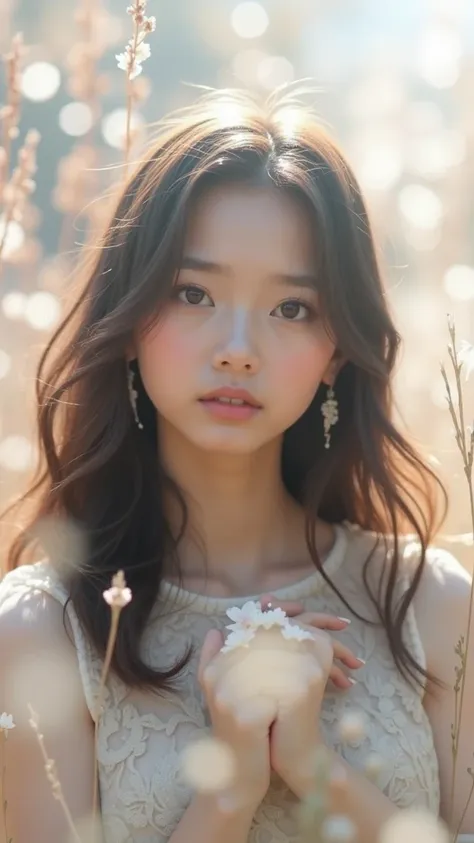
[0,0,473,566]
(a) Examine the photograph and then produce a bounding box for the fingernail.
[338,617,351,624]
[348,677,357,685]
[356,658,366,666]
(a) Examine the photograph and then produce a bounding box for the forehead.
[183,183,316,271]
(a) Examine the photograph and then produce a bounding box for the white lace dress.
[0,522,441,842]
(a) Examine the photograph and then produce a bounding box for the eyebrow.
[180,255,318,290]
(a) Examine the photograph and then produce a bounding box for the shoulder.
[0,562,96,726]
[411,544,472,682]
[0,566,98,841]
[341,524,471,668]
[0,561,70,640]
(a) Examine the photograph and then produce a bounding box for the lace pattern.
[0,523,441,842]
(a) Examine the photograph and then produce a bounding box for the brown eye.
[281,301,301,319]
[272,299,311,321]
[177,286,213,306]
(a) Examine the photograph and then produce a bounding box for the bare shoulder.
[0,579,89,728]
[411,547,474,831]
[412,544,472,681]
[0,577,98,843]
[0,574,68,637]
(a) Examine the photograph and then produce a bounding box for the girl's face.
[135,183,338,454]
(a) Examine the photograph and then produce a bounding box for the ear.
[321,350,346,388]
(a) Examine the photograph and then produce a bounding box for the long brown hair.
[3,88,447,693]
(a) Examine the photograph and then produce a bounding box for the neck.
[159,420,334,593]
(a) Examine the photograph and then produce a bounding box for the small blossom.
[0,712,15,731]
[134,40,151,63]
[226,600,264,629]
[143,16,156,33]
[458,341,474,381]
[103,570,132,609]
[321,814,357,842]
[221,627,256,653]
[338,711,366,744]
[281,623,314,642]
[115,48,143,80]
[259,606,288,629]
[380,807,449,843]
[181,737,235,792]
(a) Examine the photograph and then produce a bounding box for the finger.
[260,594,304,616]
[331,640,365,669]
[236,696,277,727]
[297,612,352,631]
[198,629,224,689]
[329,664,357,690]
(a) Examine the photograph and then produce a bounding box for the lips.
[199,388,262,408]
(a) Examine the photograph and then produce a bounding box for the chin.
[184,425,268,455]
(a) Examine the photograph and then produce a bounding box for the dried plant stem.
[124,24,139,173]
[455,772,474,840]
[28,706,82,843]
[0,204,13,262]
[123,0,143,176]
[91,606,120,839]
[442,318,474,838]
[1,732,11,843]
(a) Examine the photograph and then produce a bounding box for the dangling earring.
[321,385,338,449]
[127,363,144,430]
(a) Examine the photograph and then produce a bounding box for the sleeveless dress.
[0,522,441,842]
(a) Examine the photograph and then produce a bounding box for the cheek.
[274,341,330,402]
[140,318,196,374]
[137,318,199,406]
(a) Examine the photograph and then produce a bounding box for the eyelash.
[174,285,317,322]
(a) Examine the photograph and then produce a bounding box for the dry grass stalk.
[0,127,40,269]
[27,706,82,843]
[90,571,132,841]
[296,745,339,843]
[440,316,474,840]
[0,32,35,276]
[116,1,156,173]
[54,0,110,255]
[1,717,14,843]
[0,33,24,178]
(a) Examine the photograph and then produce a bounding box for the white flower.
[338,711,367,744]
[221,627,256,654]
[458,341,474,381]
[258,607,288,629]
[116,50,143,79]
[321,814,357,842]
[0,712,15,731]
[116,36,151,80]
[281,623,314,642]
[144,15,157,33]
[226,600,264,630]
[135,41,151,63]
[103,570,132,609]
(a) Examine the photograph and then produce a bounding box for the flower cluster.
[115,2,156,80]
[221,600,314,654]
[0,712,15,733]
[103,570,132,609]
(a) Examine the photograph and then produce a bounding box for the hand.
[260,595,363,690]
[198,628,274,814]
[259,596,363,796]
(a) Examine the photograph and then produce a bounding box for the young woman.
[0,88,473,843]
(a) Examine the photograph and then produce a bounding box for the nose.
[212,307,260,374]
